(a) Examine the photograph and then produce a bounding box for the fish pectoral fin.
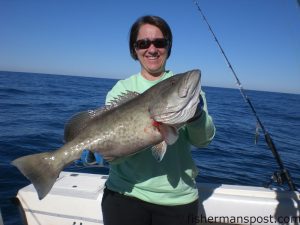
[151,124,178,162]
[158,124,179,145]
[151,141,167,162]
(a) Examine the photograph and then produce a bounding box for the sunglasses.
[134,38,169,50]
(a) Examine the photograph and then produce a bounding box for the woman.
[101,15,215,225]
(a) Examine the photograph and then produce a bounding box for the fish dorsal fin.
[106,91,140,109]
[64,107,107,143]
[64,91,139,143]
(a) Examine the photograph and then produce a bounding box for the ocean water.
[0,71,299,224]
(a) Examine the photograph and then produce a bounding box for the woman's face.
[135,24,169,80]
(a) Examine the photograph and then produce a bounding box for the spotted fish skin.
[12,69,201,200]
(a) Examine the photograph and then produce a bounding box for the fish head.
[149,69,201,125]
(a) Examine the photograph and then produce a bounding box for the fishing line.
[193,0,297,191]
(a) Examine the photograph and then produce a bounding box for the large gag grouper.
[12,69,201,200]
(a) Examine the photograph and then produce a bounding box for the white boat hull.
[16,171,300,225]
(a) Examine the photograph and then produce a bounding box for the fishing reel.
[271,170,286,185]
[265,171,284,189]
[265,169,297,191]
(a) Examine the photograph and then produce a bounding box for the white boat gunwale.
[15,171,300,225]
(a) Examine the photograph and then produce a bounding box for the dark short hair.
[129,15,173,60]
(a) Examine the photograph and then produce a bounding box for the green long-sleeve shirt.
[105,70,215,206]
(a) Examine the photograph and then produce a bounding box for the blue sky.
[0,0,299,94]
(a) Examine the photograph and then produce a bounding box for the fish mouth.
[153,70,201,124]
[167,70,200,112]
[179,70,200,98]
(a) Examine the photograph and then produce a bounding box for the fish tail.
[12,151,64,200]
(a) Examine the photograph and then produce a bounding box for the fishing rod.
[193,0,297,191]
